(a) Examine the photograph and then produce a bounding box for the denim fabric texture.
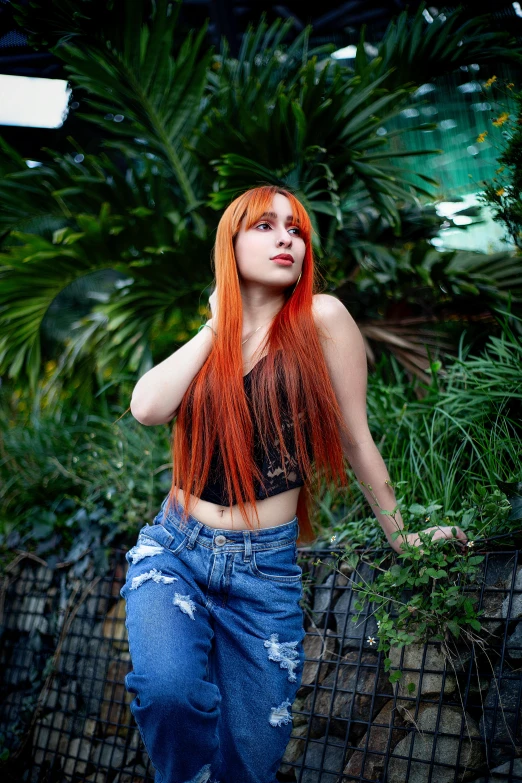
[120,495,306,783]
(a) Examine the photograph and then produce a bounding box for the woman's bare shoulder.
[312,293,347,325]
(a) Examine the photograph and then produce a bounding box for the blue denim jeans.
[120,495,306,783]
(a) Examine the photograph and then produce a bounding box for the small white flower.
[376,620,381,628]
[467,540,474,548]
[330,535,337,543]
[367,636,377,646]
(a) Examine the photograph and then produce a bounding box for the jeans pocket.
[141,521,189,556]
[250,544,302,582]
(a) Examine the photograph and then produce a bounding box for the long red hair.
[166,185,351,545]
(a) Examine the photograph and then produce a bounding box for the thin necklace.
[241,320,271,346]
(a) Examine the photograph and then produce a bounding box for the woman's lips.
[272,258,293,266]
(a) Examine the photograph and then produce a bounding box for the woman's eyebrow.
[259,211,298,222]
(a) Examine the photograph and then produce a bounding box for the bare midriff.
[170,485,302,530]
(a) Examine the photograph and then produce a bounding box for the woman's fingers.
[423,525,468,545]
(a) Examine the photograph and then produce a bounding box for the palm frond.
[354,4,522,91]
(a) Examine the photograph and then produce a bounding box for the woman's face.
[234,193,305,291]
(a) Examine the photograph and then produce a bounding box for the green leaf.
[426,568,447,579]
[447,621,461,639]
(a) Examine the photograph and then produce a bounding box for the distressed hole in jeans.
[130,569,178,590]
[269,699,293,728]
[264,633,300,682]
[128,539,163,564]
[173,592,197,620]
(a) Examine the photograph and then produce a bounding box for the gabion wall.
[1,547,521,782]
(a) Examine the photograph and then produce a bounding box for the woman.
[121,185,467,783]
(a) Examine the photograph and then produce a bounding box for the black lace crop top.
[196,355,312,506]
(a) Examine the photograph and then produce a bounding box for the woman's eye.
[255,223,301,235]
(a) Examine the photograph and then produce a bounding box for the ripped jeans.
[120,495,306,783]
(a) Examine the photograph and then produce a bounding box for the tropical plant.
[1,0,521,399]
[477,79,522,251]
[3,316,520,574]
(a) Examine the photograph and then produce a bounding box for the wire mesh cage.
[1,547,521,782]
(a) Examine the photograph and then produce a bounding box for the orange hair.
[166,185,351,545]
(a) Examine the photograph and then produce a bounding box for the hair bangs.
[233,186,311,243]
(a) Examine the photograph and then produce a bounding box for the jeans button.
[215,535,227,546]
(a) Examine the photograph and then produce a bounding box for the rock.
[388,705,484,783]
[478,589,505,638]
[5,640,36,686]
[103,599,128,651]
[13,564,53,595]
[343,699,408,781]
[90,734,127,769]
[309,565,352,630]
[62,736,91,777]
[43,679,78,712]
[100,659,133,733]
[122,764,148,778]
[467,677,491,696]
[33,711,71,757]
[334,583,378,651]
[58,618,105,675]
[506,621,522,660]
[16,594,49,634]
[333,560,378,651]
[301,632,337,686]
[291,694,309,728]
[490,758,522,779]
[502,567,522,620]
[75,635,113,715]
[279,724,310,774]
[36,564,55,590]
[468,757,522,783]
[311,573,336,628]
[479,662,522,763]
[466,554,517,639]
[82,718,98,738]
[304,651,392,740]
[484,555,517,588]
[293,734,347,782]
[113,775,149,783]
[389,642,456,697]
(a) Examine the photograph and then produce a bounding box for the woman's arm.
[312,294,467,553]
[130,319,215,426]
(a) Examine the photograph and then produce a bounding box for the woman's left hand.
[406,525,468,550]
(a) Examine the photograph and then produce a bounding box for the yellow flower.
[476,131,488,143]
[507,83,515,90]
[496,188,505,197]
[483,76,497,89]
[492,112,510,127]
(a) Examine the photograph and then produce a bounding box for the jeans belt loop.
[186,521,203,550]
[243,531,252,563]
